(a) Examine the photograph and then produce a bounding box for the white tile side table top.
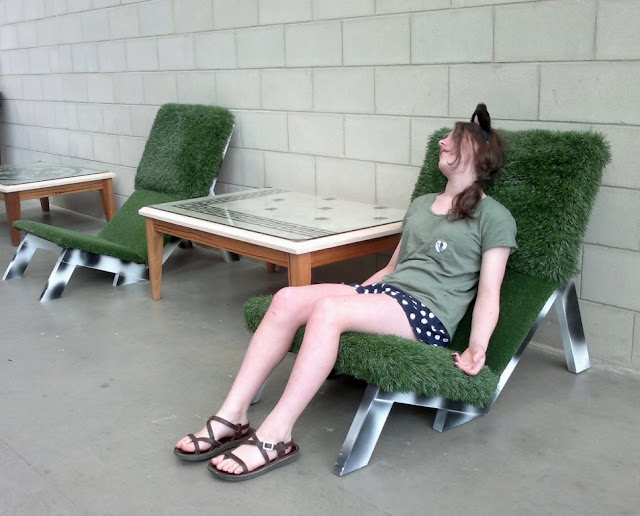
[139,188,406,299]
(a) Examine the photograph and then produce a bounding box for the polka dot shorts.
[349,282,451,347]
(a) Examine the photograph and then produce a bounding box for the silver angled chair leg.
[40,249,77,302]
[3,234,62,280]
[333,384,393,476]
[555,279,590,373]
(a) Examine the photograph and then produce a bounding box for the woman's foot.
[174,413,251,461]
[211,429,293,475]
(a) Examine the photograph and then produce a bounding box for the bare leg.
[175,283,358,453]
[214,292,417,474]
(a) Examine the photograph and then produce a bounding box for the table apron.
[308,233,400,267]
[2,179,110,201]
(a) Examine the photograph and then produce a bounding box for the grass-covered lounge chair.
[3,103,235,301]
[243,128,611,476]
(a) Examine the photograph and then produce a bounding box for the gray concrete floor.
[1,201,639,516]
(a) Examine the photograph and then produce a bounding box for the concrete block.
[130,105,160,137]
[259,0,312,24]
[98,41,127,73]
[139,0,174,37]
[633,315,640,370]
[72,44,100,73]
[118,136,146,167]
[540,63,640,125]
[237,26,285,68]
[173,0,214,33]
[143,72,178,105]
[50,45,74,73]
[69,131,94,160]
[237,111,288,152]
[10,50,31,74]
[0,25,18,50]
[597,126,640,190]
[376,0,448,14]
[87,74,115,103]
[77,104,104,132]
[376,163,420,209]
[582,245,640,311]
[92,133,120,164]
[585,187,640,251]
[81,10,110,42]
[103,106,133,136]
[67,0,92,13]
[217,148,265,187]
[288,113,344,158]
[195,32,237,70]
[579,300,634,367]
[410,117,450,166]
[28,126,50,153]
[261,69,313,111]
[94,0,120,7]
[28,48,51,74]
[264,151,316,194]
[62,75,88,102]
[22,76,43,101]
[597,0,640,60]
[56,14,85,44]
[312,0,374,20]
[285,21,342,67]
[2,124,30,148]
[216,70,261,109]
[452,0,530,5]
[176,71,216,104]
[345,115,410,164]
[213,0,258,29]
[14,101,36,126]
[316,157,376,204]
[34,102,58,129]
[36,18,58,47]
[412,8,493,64]
[158,34,195,70]
[375,66,447,116]
[17,22,37,49]
[54,103,79,131]
[0,76,23,100]
[495,0,596,62]
[450,64,539,120]
[313,68,374,114]
[109,5,140,39]
[126,38,160,71]
[344,15,410,65]
[42,75,66,102]
[24,0,46,19]
[113,73,144,104]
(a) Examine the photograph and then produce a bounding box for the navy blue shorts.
[349,282,451,347]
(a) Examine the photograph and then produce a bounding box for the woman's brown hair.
[448,103,504,221]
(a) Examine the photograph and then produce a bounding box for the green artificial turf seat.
[4,103,235,301]
[243,127,611,476]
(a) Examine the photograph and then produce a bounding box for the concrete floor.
[1,201,639,516]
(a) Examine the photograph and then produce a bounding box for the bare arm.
[453,246,511,375]
[361,239,402,285]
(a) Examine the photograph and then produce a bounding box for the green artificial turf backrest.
[135,103,235,198]
[415,128,611,373]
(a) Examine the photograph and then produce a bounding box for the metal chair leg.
[333,384,393,476]
[39,250,76,302]
[555,279,590,373]
[3,234,61,280]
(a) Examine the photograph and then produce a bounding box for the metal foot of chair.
[222,251,240,263]
[555,280,590,373]
[333,384,393,476]
[3,234,61,280]
[433,408,482,432]
[40,250,77,302]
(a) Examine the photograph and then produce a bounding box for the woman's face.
[438,130,476,177]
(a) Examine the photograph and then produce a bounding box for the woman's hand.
[452,345,486,376]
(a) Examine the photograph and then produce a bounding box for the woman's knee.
[307,296,343,328]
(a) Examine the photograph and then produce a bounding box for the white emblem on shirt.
[435,240,448,253]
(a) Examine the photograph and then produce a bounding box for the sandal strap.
[244,435,293,459]
[223,451,249,474]
[187,417,251,455]
[208,416,250,439]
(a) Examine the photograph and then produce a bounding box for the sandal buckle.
[262,442,275,451]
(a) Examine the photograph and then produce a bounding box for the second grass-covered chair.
[243,128,611,476]
[3,103,235,301]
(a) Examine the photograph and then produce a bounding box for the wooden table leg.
[5,192,22,246]
[39,197,50,212]
[145,218,164,300]
[99,178,117,221]
[287,253,312,286]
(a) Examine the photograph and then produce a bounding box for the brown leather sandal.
[207,435,300,481]
[174,416,254,462]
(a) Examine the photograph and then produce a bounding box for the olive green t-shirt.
[382,193,517,338]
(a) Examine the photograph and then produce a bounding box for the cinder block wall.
[1,0,639,370]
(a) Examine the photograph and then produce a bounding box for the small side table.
[0,162,116,246]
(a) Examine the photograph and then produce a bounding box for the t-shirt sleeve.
[481,214,518,254]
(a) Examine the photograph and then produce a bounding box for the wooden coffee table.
[139,188,405,300]
[0,162,116,246]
